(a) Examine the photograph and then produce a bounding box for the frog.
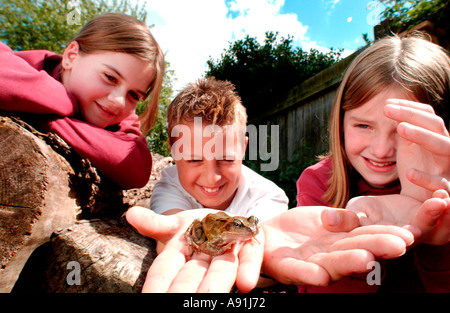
[184,211,259,256]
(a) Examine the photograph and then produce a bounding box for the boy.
[150,77,288,220]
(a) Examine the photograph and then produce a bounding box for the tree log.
[1,115,171,292]
[0,116,79,292]
[13,218,157,293]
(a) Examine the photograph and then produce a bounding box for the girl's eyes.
[128,91,140,101]
[104,73,141,101]
[105,73,117,83]
[356,123,370,129]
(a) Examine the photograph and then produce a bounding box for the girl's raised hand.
[384,99,450,200]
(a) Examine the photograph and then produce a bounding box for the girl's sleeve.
[415,243,450,292]
[296,166,330,207]
[0,43,78,116]
[46,115,152,189]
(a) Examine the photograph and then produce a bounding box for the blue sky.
[281,0,382,50]
[145,0,385,92]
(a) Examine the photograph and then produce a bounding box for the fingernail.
[324,209,342,227]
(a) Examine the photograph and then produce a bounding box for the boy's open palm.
[126,206,264,292]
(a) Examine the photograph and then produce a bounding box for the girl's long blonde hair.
[71,13,165,136]
[325,34,450,208]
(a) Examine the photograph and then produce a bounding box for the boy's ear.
[62,41,80,70]
[244,135,249,154]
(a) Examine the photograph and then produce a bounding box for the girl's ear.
[62,41,80,70]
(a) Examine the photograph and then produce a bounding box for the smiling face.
[61,41,155,128]
[170,120,248,211]
[343,86,415,188]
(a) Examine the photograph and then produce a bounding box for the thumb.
[321,209,361,232]
[412,196,447,241]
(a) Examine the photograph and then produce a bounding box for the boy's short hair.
[168,77,247,143]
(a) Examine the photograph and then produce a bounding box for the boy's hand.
[260,207,415,285]
[125,207,264,292]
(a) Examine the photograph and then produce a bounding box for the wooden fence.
[249,50,359,163]
[249,20,449,165]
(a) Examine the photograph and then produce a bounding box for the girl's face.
[343,86,414,188]
[62,41,155,128]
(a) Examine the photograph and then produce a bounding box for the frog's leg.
[185,219,205,255]
[200,239,235,256]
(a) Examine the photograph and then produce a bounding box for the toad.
[184,211,259,256]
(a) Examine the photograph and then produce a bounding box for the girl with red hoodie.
[0,13,165,189]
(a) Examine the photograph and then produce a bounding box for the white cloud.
[145,0,331,94]
[146,0,231,93]
[227,0,309,44]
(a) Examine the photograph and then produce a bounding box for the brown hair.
[167,77,247,144]
[71,13,165,135]
[325,34,450,208]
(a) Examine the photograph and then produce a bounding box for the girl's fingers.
[329,234,408,259]
[264,257,330,286]
[307,250,375,281]
[397,122,450,156]
[407,169,450,193]
[385,99,435,114]
[346,224,416,246]
[385,99,448,133]
[412,196,447,235]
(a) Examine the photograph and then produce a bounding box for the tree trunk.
[1,115,168,292]
[0,116,79,292]
[13,218,157,293]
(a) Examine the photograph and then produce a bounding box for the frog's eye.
[233,220,243,228]
[248,216,259,225]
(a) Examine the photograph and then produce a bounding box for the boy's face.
[170,119,248,211]
[61,41,154,128]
